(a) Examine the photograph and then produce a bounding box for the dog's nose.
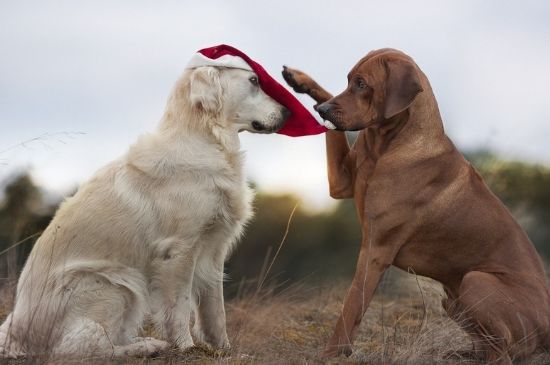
[251,121,265,131]
[316,103,333,118]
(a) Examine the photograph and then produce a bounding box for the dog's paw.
[175,336,196,353]
[321,343,353,359]
[142,337,170,355]
[192,327,230,351]
[282,66,313,94]
[118,337,170,357]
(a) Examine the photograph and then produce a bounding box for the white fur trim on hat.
[185,52,253,71]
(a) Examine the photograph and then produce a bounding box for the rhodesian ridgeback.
[282,48,550,364]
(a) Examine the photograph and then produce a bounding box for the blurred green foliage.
[0,174,53,280]
[225,194,361,295]
[0,150,549,294]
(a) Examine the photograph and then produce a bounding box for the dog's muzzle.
[315,103,338,130]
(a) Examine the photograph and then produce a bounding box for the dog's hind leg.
[51,261,158,357]
[442,293,492,360]
[57,318,169,357]
[450,271,547,365]
[112,337,169,357]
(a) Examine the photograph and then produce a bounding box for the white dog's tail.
[2,260,148,357]
[0,313,25,358]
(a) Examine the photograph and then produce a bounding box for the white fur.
[0,66,287,358]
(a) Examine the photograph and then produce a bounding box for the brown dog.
[282,49,550,364]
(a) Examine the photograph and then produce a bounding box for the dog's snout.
[316,103,333,118]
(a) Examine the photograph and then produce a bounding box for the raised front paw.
[282,66,314,94]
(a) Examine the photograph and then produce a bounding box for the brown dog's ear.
[383,58,423,119]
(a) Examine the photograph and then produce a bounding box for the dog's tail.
[0,313,25,358]
[0,268,65,358]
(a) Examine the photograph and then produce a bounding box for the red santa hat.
[186,44,328,137]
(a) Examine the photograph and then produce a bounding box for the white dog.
[0,62,288,358]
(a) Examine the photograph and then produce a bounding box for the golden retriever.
[0,64,287,358]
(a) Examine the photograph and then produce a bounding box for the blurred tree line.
[0,174,54,283]
[0,150,549,296]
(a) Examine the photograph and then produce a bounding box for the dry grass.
[2,271,550,365]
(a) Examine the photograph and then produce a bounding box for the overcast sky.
[1,1,549,209]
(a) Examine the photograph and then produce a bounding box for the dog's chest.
[124,147,253,243]
[176,163,252,239]
[207,177,252,231]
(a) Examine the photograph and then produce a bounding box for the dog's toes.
[281,65,296,85]
[281,66,310,94]
[144,337,170,353]
[117,337,170,357]
[176,338,196,353]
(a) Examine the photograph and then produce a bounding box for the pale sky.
[1,1,549,209]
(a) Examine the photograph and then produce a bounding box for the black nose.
[251,121,264,131]
[281,107,291,120]
[316,103,332,118]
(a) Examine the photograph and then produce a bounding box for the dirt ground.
[1,272,549,365]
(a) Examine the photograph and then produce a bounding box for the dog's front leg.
[325,131,355,199]
[323,226,399,358]
[192,251,230,350]
[282,66,355,199]
[150,237,200,351]
[282,66,332,105]
[192,280,229,350]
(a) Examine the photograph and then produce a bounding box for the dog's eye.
[356,78,367,89]
[249,76,259,86]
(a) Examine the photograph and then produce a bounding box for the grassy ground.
[1,272,550,365]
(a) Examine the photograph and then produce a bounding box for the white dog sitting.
[0,46,295,358]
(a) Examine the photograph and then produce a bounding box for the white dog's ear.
[189,67,223,113]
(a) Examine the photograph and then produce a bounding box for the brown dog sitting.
[282,49,550,364]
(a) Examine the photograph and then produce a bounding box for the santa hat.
[186,44,327,137]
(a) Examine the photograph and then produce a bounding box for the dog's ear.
[189,67,223,113]
[383,58,423,119]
